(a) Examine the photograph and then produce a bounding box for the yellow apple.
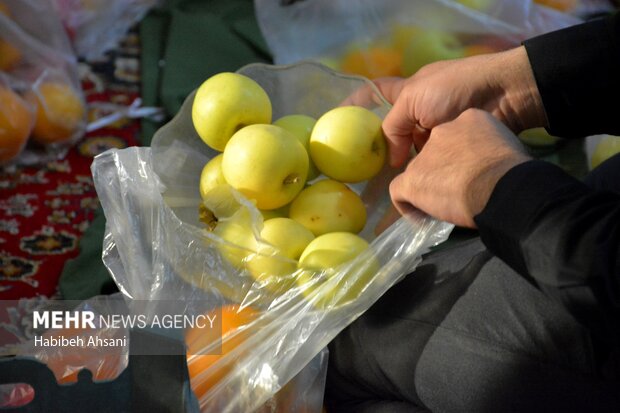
[199,154,227,200]
[246,218,315,291]
[401,31,465,76]
[296,232,379,309]
[213,208,257,269]
[202,184,244,220]
[222,124,309,210]
[455,0,495,12]
[191,72,272,151]
[273,114,320,181]
[391,24,422,53]
[591,135,620,169]
[518,128,560,147]
[310,106,386,183]
[289,179,367,236]
[260,204,290,221]
[262,218,315,260]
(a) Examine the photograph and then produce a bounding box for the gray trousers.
[326,155,620,412]
[325,238,620,412]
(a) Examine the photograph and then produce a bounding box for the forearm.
[475,160,620,309]
[523,12,620,138]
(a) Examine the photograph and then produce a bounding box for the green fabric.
[60,0,271,299]
[139,10,169,146]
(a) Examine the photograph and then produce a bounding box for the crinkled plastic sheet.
[255,0,581,65]
[93,62,453,412]
[52,0,161,61]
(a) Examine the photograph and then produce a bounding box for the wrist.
[466,153,531,224]
[490,46,548,131]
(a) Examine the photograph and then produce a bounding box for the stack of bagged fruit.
[191,71,387,309]
[0,0,85,166]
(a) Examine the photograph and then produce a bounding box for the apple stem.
[283,174,300,185]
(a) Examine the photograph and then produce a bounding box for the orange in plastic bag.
[0,85,33,164]
[534,0,578,12]
[0,39,21,71]
[186,305,259,401]
[0,2,22,71]
[26,81,85,145]
[341,47,403,79]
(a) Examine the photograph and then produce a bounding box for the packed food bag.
[0,0,85,166]
[93,61,453,411]
[255,0,581,78]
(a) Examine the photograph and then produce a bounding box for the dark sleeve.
[474,160,620,309]
[523,12,620,138]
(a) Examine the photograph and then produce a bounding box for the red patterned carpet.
[0,32,142,300]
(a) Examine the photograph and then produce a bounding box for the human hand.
[383,46,546,167]
[389,109,531,228]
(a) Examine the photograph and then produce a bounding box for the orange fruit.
[0,2,10,16]
[340,47,403,79]
[186,305,259,401]
[0,2,21,71]
[26,81,85,145]
[0,39,22,71]
[0,85,33,164]
[534,0,578,11]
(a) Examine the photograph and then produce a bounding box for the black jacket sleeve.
[474,13,620,310]
[523,12,620,138]
[474,160,620,309]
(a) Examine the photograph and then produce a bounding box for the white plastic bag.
[255,0,581,77]
[0,0,85,166]
[52,0,161,61]
[93,62,453,412]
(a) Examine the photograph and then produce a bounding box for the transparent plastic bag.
[51,0,161,61]
[0,0,86,166]
[255,0,581,77]
[0,74,34,166]
[92,62,453,412]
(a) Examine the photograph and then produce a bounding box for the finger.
[389,171,414,216]
[340,77,404,107]
[383,95,417,168]
[411,124,431,153]
[372,77,406,104]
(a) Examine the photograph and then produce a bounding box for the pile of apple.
[191,72,386,308]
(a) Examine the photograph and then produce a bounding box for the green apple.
[246,218,315,291]
[310,106,386,183]
[296,232,379,309]
[273,114,320,181]
[222,124,309,210]
[591,135,620,169]
[401,31,465,76]
[199,154,227,200]
[192,72,272,151]
[518,128,560,147]
[289,179,367,236]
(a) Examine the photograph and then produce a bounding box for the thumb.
[383,94,417,168]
